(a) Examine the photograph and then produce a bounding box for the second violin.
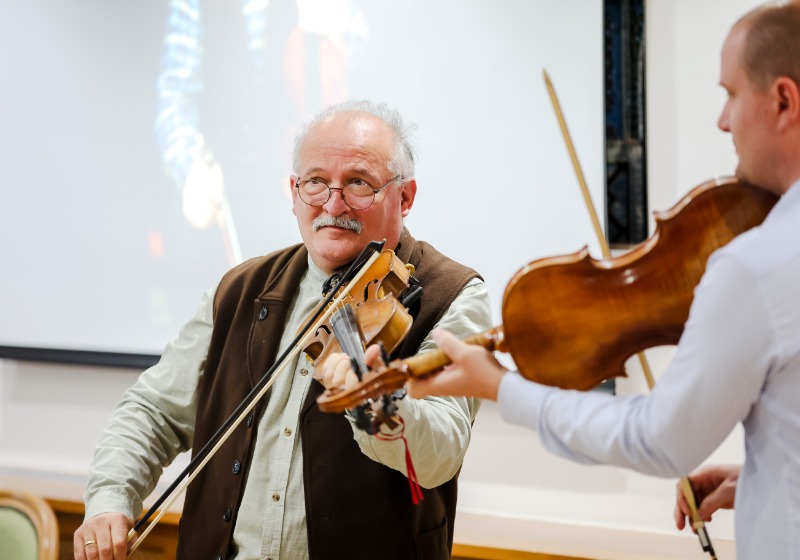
[318,177,777,412]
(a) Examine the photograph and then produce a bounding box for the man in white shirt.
[407,3,800,558]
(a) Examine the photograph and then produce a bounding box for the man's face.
[291,113,416,274]
[717,24,778,191]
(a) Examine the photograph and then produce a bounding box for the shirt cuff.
[84,489,137,522]
[497,371,554,431]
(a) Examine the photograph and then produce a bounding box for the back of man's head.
[737,2,800,90]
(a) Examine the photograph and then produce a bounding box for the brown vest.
[177,230,480,560]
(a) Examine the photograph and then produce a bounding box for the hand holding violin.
[319,327,506,407]
[317,329,507,400]
[406,330,507,401]
[316,345,382,391]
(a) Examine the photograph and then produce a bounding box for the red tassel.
[376,417,425,504]
[402,432,425,504]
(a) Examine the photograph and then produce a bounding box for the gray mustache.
[311,215,363,235]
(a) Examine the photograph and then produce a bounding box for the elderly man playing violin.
[75,100,492,560]
[400,4,800,559]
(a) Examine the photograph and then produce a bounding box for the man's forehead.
[299,113,394,163]
[720,24,747,74]
[301,164,378,176]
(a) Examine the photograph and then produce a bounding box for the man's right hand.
[74,512,135,560]
[674,464,741,530]
[407,329,506,401]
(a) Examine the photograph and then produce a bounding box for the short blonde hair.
[737,2,800,90]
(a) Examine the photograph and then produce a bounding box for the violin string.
[321,277,369,379]
[330,304,368,376]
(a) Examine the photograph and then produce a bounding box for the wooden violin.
[301,249,416,372]
[317,177,778,413]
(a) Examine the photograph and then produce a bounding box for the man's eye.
[349,179,369,186]
[307,178,326,186]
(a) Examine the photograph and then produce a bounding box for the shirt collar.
[764,177,800,224]
[305,254,330,294]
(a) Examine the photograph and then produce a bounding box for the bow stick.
[127,240,386,556]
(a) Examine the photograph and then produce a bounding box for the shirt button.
[272,492,280,502]
[283,428,292,437]
[300,368,309,376]
[257,306,268,321]
[222,508,232,522]
[232,460,242,474]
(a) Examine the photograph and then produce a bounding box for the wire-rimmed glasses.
[294,175,402,210]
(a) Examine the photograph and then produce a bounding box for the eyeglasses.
[294,175,402,210]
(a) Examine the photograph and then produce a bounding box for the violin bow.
[126,241,386,556]
[543,69,718,560]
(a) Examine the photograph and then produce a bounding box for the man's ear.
[400,179,417,217]
[290,175,299,216]
[774,76,800,131]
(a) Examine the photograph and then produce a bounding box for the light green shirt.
[84,256,492,560]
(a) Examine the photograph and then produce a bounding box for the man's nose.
[322,187,350,215]
[717,106,730,132]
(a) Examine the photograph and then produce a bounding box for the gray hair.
[292,100,417,179]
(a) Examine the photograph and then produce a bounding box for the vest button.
[257,306,268,321]
[246,413,254,427]
[232,459,242,474]
[272,492,280,502]
[216,554,223,560]
[283,427,292,437]
[222,508,232,522]
[300,368,309,377]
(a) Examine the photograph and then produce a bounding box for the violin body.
[502,177,778,390]
[302,249,414,369]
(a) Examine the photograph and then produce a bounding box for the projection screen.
[0,0,604,364]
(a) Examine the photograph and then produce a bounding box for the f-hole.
[363,279,379,303]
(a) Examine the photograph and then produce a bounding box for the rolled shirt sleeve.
[83,288,215,520]
[350,278,492,487]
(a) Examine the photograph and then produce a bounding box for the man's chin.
[312,237,365,270]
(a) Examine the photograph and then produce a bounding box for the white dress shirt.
[498,181,800,559]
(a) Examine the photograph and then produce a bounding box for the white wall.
[0,1,766,558]
[0,0,605,357]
